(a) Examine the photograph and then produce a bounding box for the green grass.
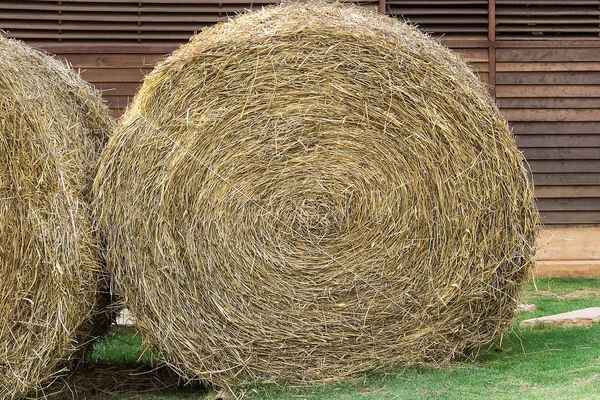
[89,327,149,364]
[89,278,600,400]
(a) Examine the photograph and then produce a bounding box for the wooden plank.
[8,31,198,40]
[538,226,600,261]
[103,96,133,110]
[0,20,215,32]
[37,44,178,54]
[524,148,600,160]
[93,82,141,96]
[443,39,492,48]
[496,48,600,62]
[535,260,600,278]
[535,186,600,198]
[497,72,600,85]
[516,134,600,148]
[453,48,489,62]
[497,0,600,5]
[511,122,600,134]
[468,62,489,72]
[537,198,600,211]
[79,68,151,83]
[498,98,600,109]
[496,85,600,97]
[494,40,600,49]
[423,34,490,41]
[401,16,488,24]
[497,7,600,16]
[489,46,496,100]
[488,0,495,41]
[533,174,600,185]
[540,211,600,224]
[475,72,489,84]
[488,0,497,97]
[497,34,600,40]
[497,62,600,72]
[497,17,600,24]
[529,160,600,173]
[501,109,600,122]
[387,0,487,4]
[496,27,600,34]
[387,7,487,15]
[0,11,226,23]
[56,54,165,68]
[401,24,488,33]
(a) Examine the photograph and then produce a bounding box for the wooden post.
[488,0,496,100]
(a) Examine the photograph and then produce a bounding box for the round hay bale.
[93,1,539,387]
[0,36,113,398]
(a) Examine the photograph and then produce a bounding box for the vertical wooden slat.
[488,0,496,100]
[379,0,386,14]
[58,1,62,43]
[488,0,495,42]
[489,47,496,99]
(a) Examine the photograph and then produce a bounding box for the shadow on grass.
[41,363,207,400]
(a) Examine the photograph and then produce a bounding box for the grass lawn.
[85,278,600,400]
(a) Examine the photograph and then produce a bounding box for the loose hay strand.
[0,35,113,398]
[94,0,540,389]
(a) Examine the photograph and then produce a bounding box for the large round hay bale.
[0,36,113,398]
[94,1,539,387]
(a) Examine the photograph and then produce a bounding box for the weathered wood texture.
[537,226,600,277]
[497,46,600,226]
[1,0,599,227]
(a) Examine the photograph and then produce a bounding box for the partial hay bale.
[0,35,113,398]
[93,1,539,388]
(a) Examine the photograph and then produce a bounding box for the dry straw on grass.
[44,363,192,399]
[94,1,539,389]
[0,35,113,398]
